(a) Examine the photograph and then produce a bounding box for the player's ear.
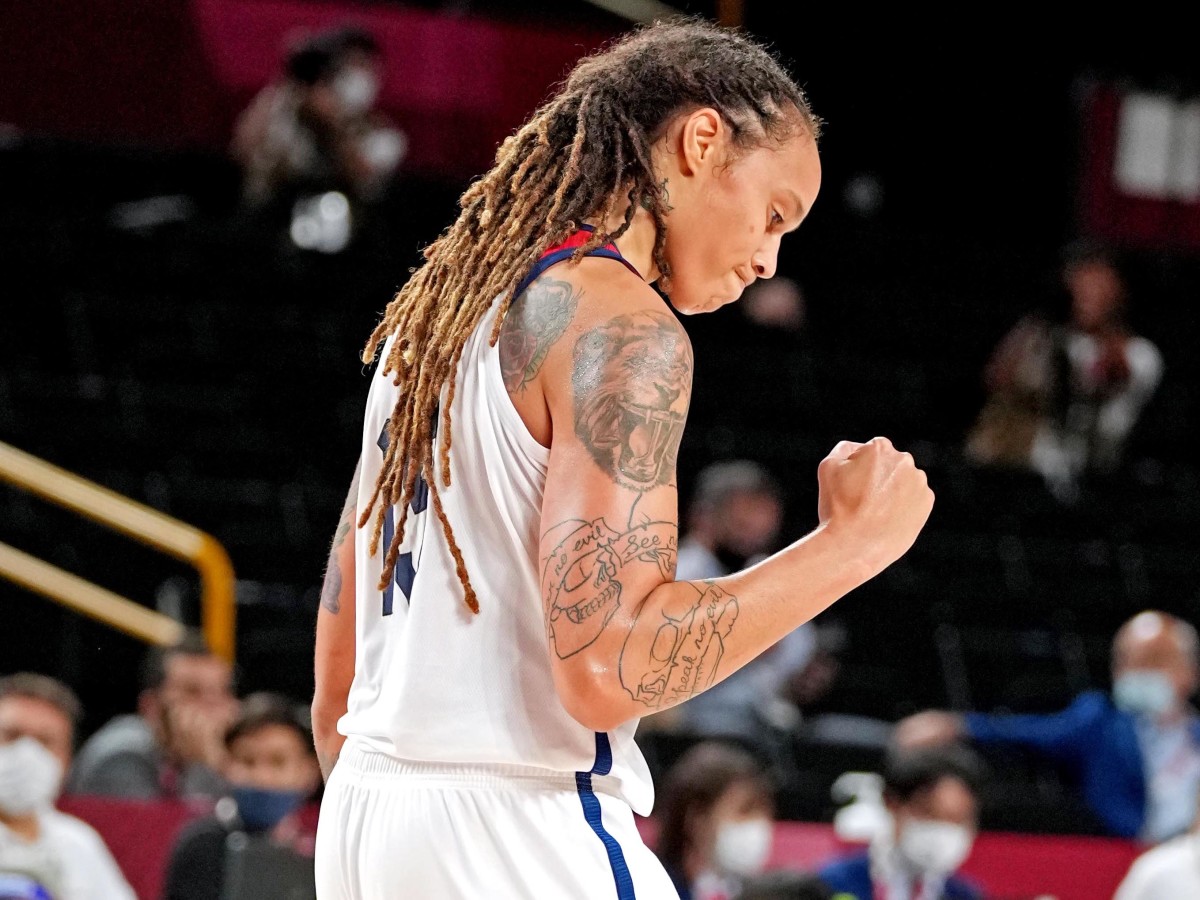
[676,107,724,177]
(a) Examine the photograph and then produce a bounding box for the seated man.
[657,460,823,745]
[894,610,1200,843]
[162,691,322,900]
[67,631,239,803]
[0,672,135,899]
[817,744,985,900]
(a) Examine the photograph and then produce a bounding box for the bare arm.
[530,278,935,733]
[312,458,360,781]
[892,710,968,748]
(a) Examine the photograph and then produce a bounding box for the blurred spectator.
[894,610,1200,843]
[733,869,834,900]
[816,744,985,900]
[650,459,870,776]
[677,459,785,581]
[648,459,829,756]
[230,23,407,251]
[0,673,135,899]
[653,740,777,900]
[964,238,1164,502]
[1113,784,1200,899]
[162,691,321,900]
[67,631,238,803]
[641,459,849,783]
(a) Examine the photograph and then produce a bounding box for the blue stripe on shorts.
[576,732,635,899]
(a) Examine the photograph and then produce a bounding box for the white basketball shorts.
[313,738,680,899]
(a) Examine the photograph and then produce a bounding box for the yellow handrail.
[0,543,187,647]
[0,440,236,663]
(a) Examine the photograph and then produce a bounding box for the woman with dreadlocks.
[311,16,933,899]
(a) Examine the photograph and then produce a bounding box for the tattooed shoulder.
[499,275,581,393]
[571,310,692,490]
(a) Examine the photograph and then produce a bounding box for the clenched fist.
[817,436,935,576]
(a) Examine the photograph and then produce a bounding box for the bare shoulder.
[500,254,690,397]
[554,257,691,403]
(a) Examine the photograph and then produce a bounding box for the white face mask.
[897,818,974,875]
[332,68,378,115]
[713,817,772,877]
[0,736,63,816]
[1113,669,1177,718]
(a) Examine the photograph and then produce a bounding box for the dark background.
[2,0,1199,831]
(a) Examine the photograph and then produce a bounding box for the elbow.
[555,667,635,734]
[563,699,632,735]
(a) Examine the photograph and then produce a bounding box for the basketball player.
[311,17,935,899]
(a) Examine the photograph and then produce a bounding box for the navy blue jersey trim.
[576,732,636,899]
[512,227,641,300]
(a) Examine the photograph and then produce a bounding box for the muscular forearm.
[560,523,876,731]
[532,270,934,733]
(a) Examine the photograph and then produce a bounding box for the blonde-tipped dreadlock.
[358,16,822,614]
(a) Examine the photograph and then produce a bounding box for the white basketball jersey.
[339,251,654,816]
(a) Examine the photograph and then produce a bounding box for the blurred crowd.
[12,618,1200,898]
[2,221,1187,900]
[230,22,407,255]
[2,14,1195,900]
[1,638,321,899]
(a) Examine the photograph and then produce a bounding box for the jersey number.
[377,409,435,616]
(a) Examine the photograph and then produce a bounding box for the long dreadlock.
[358,16,822,614]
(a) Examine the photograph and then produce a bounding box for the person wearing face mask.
[816,744,985,900]
[0,673,135,900]
[230,23,407,235]
[642,461,828,754]
[653,741,778,900]
[894,610,1200,843]
[325,27,407,201]
[161,691,322,900]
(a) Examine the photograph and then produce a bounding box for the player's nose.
[751,241,780,279]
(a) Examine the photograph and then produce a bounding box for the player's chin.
[670,293,738,315]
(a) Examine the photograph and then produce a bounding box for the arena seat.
[57,794,207,900]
